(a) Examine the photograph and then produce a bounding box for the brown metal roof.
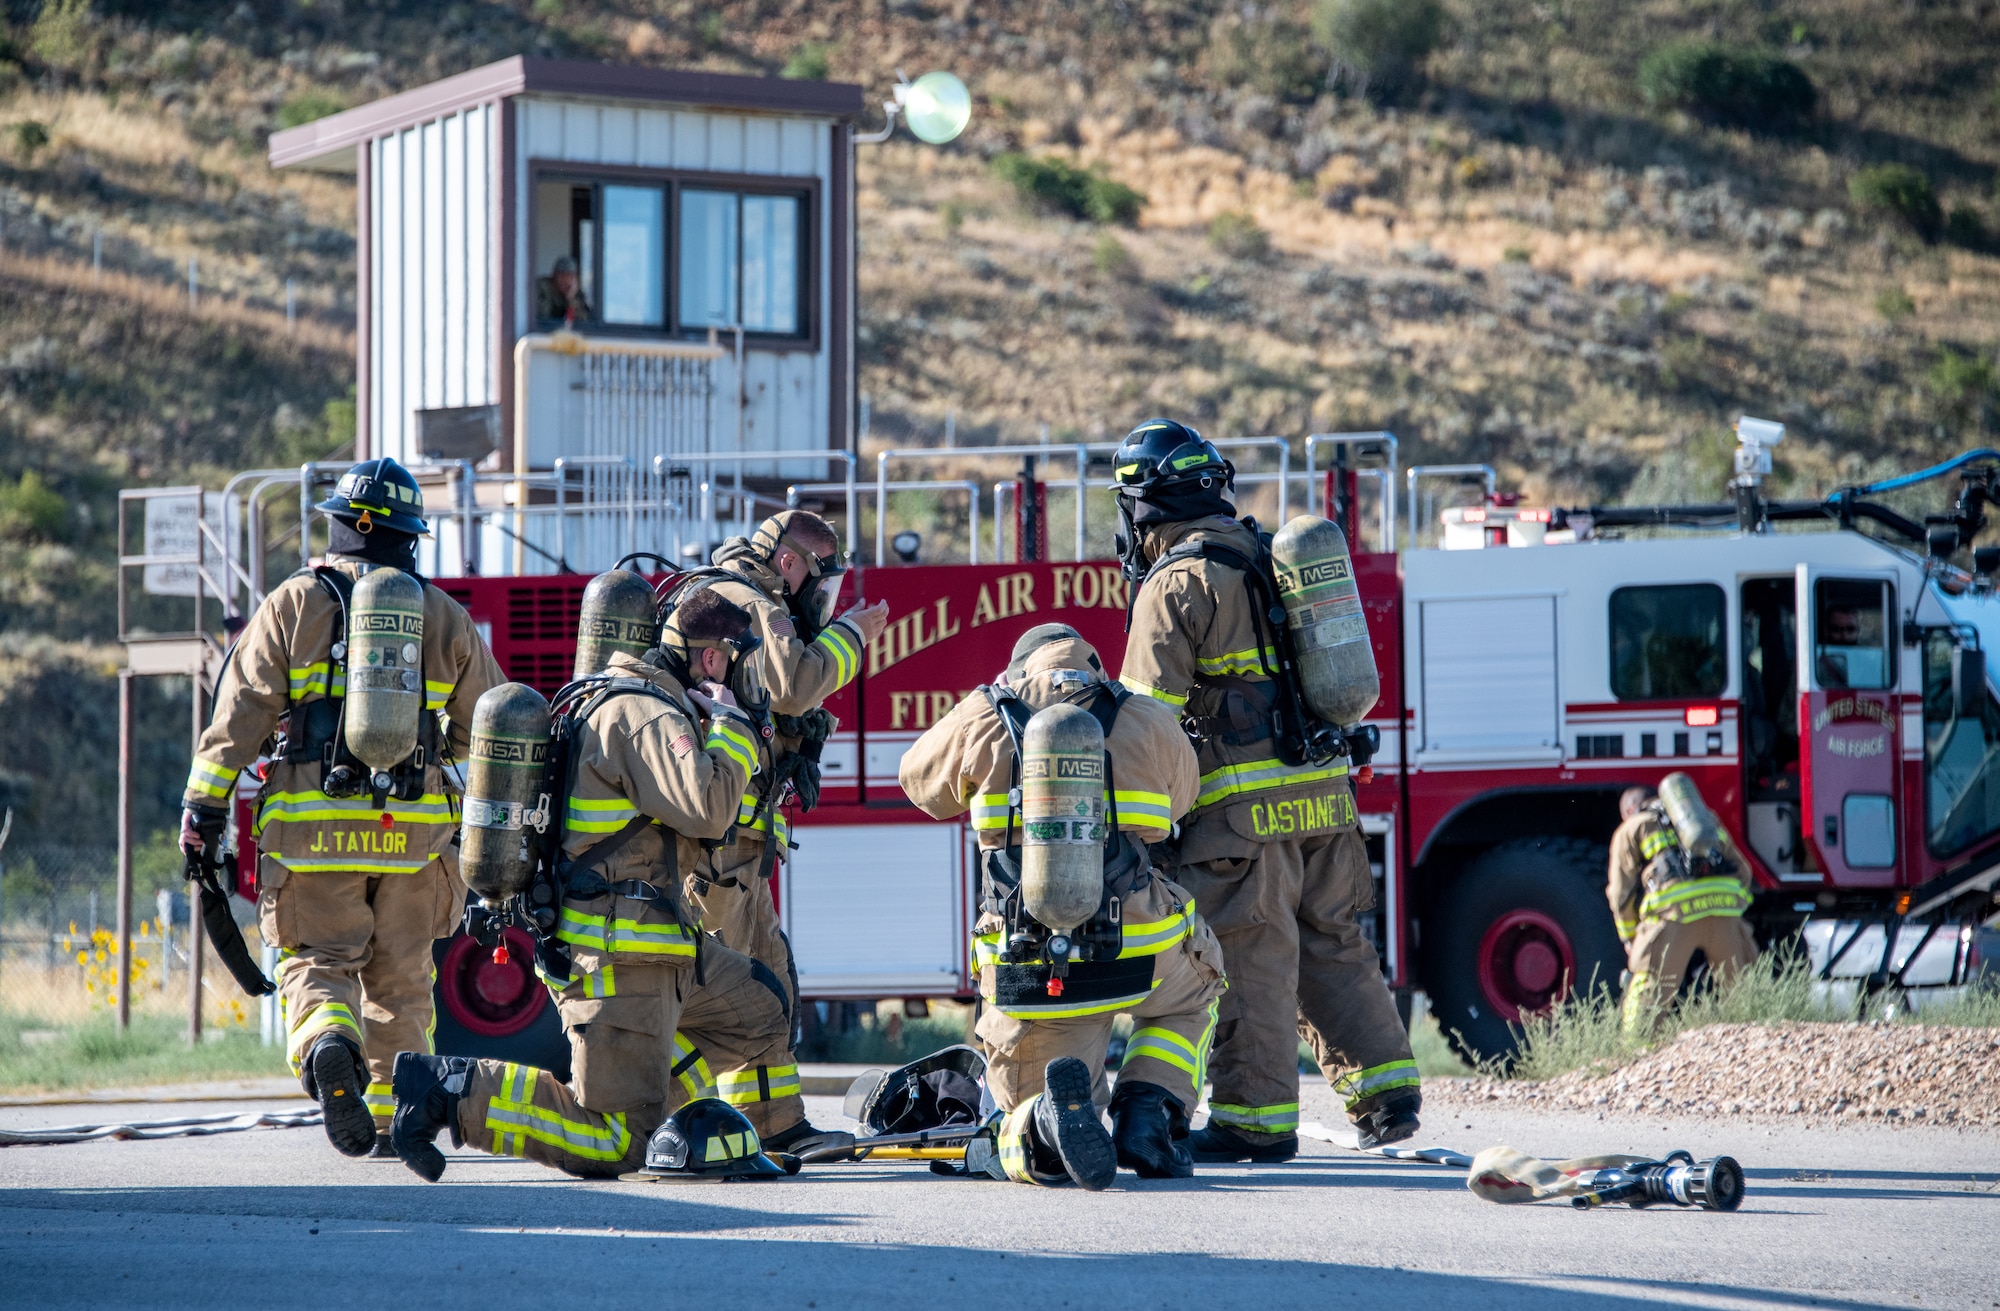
[269,56,866,171]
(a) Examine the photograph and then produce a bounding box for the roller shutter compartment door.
[1419,596,1560,759]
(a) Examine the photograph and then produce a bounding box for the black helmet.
[1112,418,1233,501]
[316,458,429,536]
[630,1097,788,1180]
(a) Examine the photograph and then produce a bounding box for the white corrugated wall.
[369,104,497,465]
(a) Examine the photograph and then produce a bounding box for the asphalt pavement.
[3,1078,1995,1310]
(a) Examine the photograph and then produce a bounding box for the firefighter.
[680,509,888,1156]
[1112,418,1421,1162]
[389,589,808,1181]
[900,624,1227,1187]
[179,458,505,1159]
[1608,785,1759,1036]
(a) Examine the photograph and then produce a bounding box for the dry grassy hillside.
[0,0,1997,843]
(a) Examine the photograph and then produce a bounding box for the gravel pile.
[1429,1023,2000,1128]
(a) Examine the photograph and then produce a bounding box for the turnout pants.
[454,940,800,1180]
[257,856,461,1133]
[686,837,800,1010]
[1176,824,1417,1135]
[975,877,1227,1184]
[1622,914,1759,1035]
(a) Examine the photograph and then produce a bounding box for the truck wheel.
[431,927,570,1081]
[1423,837,1624,1068]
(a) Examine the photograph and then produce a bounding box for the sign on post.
[142,494,234,598]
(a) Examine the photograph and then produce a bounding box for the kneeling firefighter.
[180,459,504,1159]
[1608,777,1757,1037]
[900,625,1227,1188]
[1113,418,1420,1161]
[391,588,806,1181]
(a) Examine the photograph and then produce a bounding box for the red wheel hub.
[1475,910,1576,1024]
[439,928,547,1038]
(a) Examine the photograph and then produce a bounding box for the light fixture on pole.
[855,70,971,146]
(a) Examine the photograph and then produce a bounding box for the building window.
[1610,583,1727,700]
[530,169,810,343]
[678,188,802,335]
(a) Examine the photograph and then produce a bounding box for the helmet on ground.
[843,1044,988,1135]
[316,458,429,536]
[1112,418,1233,502]
[641,1098,787,1178]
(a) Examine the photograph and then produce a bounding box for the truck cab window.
[1813,578,1891,690]
[1609,583,1726,701]
[1924,631,2000,854]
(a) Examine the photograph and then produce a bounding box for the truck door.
[1797,565,1901,887]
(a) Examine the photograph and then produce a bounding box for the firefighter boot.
[1032,1057,1117,1191]
[1188,1120,1297,1164]
[301,1033,377,1159]
[761,1119,856,1161]
[1354,1093,1422,1150]
[1110,1082,1194,1179]
[391,1052,472,1183]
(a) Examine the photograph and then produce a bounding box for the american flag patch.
[770,616,795,639]
[670,733,696,756]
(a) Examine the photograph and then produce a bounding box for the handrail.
[1406,463,1498,548]
[553,456,636,570]
[791,479,981,565]
[1306,432,1399,550]
[876,444,1090,565]
[653,450,859,558]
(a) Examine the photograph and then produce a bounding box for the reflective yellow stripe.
[271,856,437,874]
[1196,757,1347,807]
[1332,1059,1420,1109]
[1207,1101,1299,1134]
[672,1033,718,1100]
[1123,1026,1201,1078]
[1119,675,1187,707]
[706,717,758,775]
[566,796,640,834]
[365,1081,394,1125]
[988,981,1158,1019]
[1111,788,1173,832]
[716,1064,801,1105]
[997,1097,1059,1186]
[485,1064,632,1162]
[285,1001,363,1072]
[257,790,456,826]
[580,965,616,999]
[1118,902,1194,958]
[1638,875,1751,923]
[555,907,697,958]
[971,793,1014,831]
[1614,916,1639,940]
[425,679,453,712]
[186,757,238,800]
[1640,829,1676,859]
[288,663,346,700]
[736,792,790,846]
[1195,646,1279,677]
[813,622,861,687]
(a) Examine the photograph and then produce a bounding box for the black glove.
[789,757,823,812]
[180,803,228,856]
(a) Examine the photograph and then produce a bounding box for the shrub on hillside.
[1207,210,1269,259]
[0,472,68,543]
[1849,164,1943,240]
[1945,205,1991,252]
[1311,0,1444,99]
[277,93,346,130]
[991,154,1144,226]
[780,43,829,81]
[1210,10,1324,103]
[9,119,49,162]
[1637,41,1817,130]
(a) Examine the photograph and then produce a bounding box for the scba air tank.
[461,683,553,904]
[1658,771,1727,865]
[1019,703,1106,933]
[574,568,661,680]
[1270,515,1380,726]
[344,567,426,772]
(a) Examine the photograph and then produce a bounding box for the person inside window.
[537,255,592,325]
[1817,605,1862,688]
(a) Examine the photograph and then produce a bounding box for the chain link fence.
[0,843,264,1034]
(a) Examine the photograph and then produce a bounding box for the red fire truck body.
[401,509,1999,1063]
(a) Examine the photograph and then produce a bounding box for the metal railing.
[1306,432,1399,552]
[792,479,982,564]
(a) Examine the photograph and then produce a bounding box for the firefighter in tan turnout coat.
[901,625,1226,1187]
[1112,419,1421,1162]
[180,459,504,1159]
[389,589,805,1181]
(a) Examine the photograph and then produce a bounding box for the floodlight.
[900,71,971,145]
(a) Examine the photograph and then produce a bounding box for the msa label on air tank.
[1286,558,1352,589]
[469,736,549,765]
[1022,754,1104,781]
[353,612,424,636]
[580,618,657,643]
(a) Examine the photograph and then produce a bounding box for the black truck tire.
[1422,836,1625,1068]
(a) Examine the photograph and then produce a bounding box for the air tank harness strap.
[558,815,702,986]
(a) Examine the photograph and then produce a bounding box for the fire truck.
[157,59,1997,1070]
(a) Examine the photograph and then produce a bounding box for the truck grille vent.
[1575,734,1625,760]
